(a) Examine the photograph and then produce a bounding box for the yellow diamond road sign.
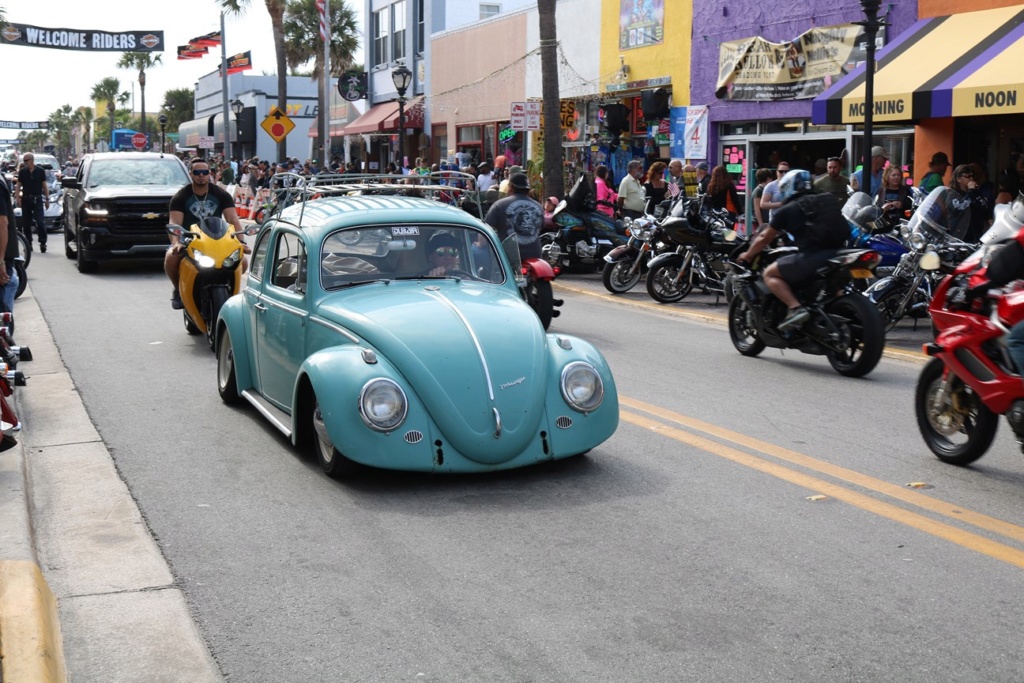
[261,106,295,143]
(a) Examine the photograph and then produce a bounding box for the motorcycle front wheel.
[13,262,26,300]
[206,286,231,351]
[527,279,554,330]
[824,294,884,377]
[727,295,765,357]
[602,258,642,294]
[915,358,997,465]
[646,261,693,303]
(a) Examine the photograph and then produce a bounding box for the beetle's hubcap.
[313,403,334,464]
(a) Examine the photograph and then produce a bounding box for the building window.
[480,3,500,20]
[373,9,389,67]
[432,123,448,165]
[392,0,407,62]
[415,0,425,54]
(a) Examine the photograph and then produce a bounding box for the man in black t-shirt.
[738,169,848,331]
[15,153,49,252]
[165,158,245,309]
[484,173,543,260]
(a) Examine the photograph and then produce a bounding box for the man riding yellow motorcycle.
[167,216,255,349]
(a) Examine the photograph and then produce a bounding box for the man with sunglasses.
[759,161,791,223]
[165,158,245,309]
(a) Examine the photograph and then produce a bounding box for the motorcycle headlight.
[358,379,408,432]
[909,231,927,251]
[192,249,216,268]
[920,249,941,271]
[900,223,911,241]
[560,361,604,413]
[222,248,242,268]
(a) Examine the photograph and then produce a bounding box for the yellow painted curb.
[0,560,66,683]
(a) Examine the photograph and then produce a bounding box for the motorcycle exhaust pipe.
[13,346,31,362]
[6,370,26,387]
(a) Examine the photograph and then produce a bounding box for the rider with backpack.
[737,169,850,331]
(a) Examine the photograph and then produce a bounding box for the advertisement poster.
[619,0,664,50]
[683,105,708,160]
[669,107,687,159]
[716,23,870,101]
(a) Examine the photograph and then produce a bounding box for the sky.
[3,0,364,138]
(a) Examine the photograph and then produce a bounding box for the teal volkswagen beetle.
[215,191,618,478]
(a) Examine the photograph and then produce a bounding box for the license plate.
[850,268,874,279]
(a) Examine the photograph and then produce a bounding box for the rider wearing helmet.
[738,169,850,330]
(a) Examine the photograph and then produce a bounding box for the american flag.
[316,0,329,43]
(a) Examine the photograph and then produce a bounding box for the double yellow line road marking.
[620,396,1024,569]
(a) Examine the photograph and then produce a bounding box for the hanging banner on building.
[669,106,687,159]
[0,23,163,51]
[619,0,664,50]
[716,23,867,101]
[220,51,253,77]
[0,120,48,130]
[684,105,708,159]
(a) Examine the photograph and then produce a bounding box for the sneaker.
[170,289,183,310]
[777,306,810,332]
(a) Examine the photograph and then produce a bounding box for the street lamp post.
[158,114,167,154]
[231,99,244,160]
[857,0,884,174]
[391,64,412,173]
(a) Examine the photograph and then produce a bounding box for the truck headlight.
[358,379,407,432]
[560,362,604,413]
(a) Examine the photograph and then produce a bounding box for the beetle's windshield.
[320,224,506,289]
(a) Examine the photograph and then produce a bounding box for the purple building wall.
[690,0,920,163]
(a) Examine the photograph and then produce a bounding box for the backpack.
[796,193,848,249]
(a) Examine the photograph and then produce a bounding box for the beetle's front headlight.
[222,248,242,268]
[358,378,407,432]
[560,362,604,413]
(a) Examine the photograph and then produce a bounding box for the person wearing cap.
[919,151,951,195]
[484,172,543,260]
[476,162,496,192]
[424,232,464,277]
[498,165,524,195]
[851,145,888,196]
[695,161,711,195]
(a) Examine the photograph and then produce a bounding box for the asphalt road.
[26,252,1024,681]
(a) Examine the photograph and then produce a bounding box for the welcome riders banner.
[1,23,163,51]
[716,24,865,101]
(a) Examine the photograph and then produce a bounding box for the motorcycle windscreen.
[197,217,231,239]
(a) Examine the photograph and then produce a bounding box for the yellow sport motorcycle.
[168,217,255,350]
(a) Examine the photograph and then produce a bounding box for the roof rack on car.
[260,171,487,227]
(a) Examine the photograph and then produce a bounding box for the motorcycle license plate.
[850,268,874,279]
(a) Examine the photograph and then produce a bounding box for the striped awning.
[812,4,1024,124]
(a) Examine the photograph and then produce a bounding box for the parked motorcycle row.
[0,310,32,454]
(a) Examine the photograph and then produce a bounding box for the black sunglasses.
[958,173,974,179]
[827,157,841,163]
[191,169,211,176]
[433,247,459,257]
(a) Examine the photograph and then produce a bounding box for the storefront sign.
[606,76,671,93]
[684,105,708,159]
[498,125,517,143]
[619,0,664,50]
[669,107,687,159]
[716,23,865,101]
[1,22,163,51]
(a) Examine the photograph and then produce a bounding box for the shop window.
[806,124,847,133]
[721,122,752,137]
[760,121,803,135]
[483,124,496,162]
[432,124,448,164]
[392,1,407,62]
[372,9,389,67]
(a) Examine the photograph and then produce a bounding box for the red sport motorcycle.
[916,194,1024,464]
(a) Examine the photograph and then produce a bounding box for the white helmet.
[777,169,813,204]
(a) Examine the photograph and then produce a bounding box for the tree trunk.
[538,0,564,200]
[271,2,288,162]
[139,70,147,138]
[108,102,115,151]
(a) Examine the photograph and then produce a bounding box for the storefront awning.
[338,101,400,135]
[382,96,424,130]
[812,4,1024,125]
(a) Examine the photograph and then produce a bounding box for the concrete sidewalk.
[0,286,221,682]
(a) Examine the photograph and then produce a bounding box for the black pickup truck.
[61,152,189,273]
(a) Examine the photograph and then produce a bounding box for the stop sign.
[131,132,147,149]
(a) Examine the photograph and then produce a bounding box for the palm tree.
[161,87,195,131]
[220,0,289,160]
[537,0,564,200]
[118,52,163,138]
[282,0,359,79]
[90,77,129,150]
[71,107,93,154]
[48,104,74,160]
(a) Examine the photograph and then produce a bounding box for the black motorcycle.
[542,173,627,272]
[727,247,886,377]
[601,215,667,293]
[645,196,744,303]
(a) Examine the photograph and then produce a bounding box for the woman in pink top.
[594,165,618,217]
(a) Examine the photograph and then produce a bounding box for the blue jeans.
[1008,320,1024,375]
[1,263,16,314]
